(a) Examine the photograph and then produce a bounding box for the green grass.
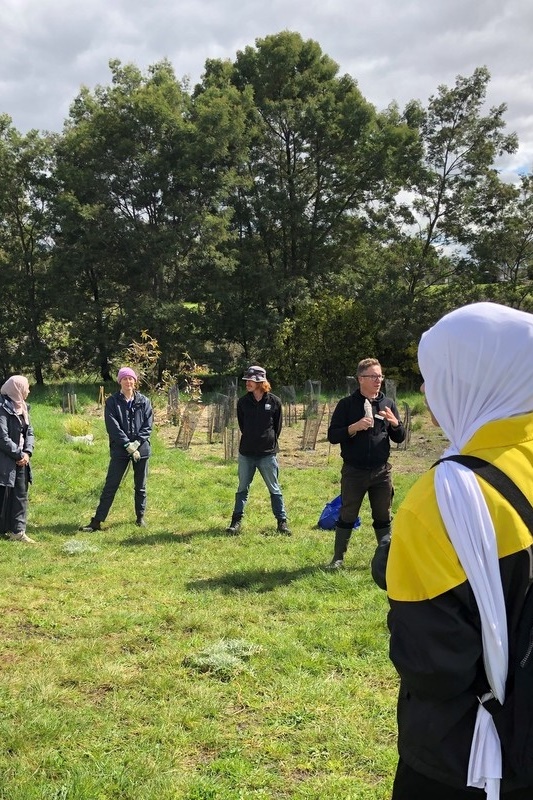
[0,388,419,799]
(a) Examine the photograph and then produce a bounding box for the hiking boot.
[277,519,291,535]
[226,518,242,535]
[325,558,344,570]
[136,516,146,527]
[79,518,101,532]
[7,531,36,543]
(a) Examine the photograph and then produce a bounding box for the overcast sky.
[1,0,532,181]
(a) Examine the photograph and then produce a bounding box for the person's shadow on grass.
[186,565,319,593]
[119,526,241,546]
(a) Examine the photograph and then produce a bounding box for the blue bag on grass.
[317,495,361,530]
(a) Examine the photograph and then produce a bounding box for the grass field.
[0,385,444,799]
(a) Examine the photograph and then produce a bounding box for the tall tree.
[0,116,56,383]
[346,67,519,365]
[52,59,248,378]
[466,173,533,307]
[198,31,420,361]
[395,67,517,297]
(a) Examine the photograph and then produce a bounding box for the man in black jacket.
[326,358,405,568]
[226,365,290,535]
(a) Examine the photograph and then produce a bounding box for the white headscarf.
[1,375,30,425]
[419,302,533,799]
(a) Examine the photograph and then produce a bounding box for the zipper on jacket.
[519,546,533,669]
[521,628,533,669]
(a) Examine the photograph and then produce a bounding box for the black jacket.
[327,389,405,469]
[237,391,282,456]
[0,394,34,487]
[105,391,153,458]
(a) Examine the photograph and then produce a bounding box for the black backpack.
[436,454,533,781]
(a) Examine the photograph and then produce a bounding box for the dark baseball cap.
[242,365,267,382]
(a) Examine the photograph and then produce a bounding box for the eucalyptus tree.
[52,59,249,378]
[466,173,533,307]
[348,67,519,368]
[395,68,517,299]
[0,115,57,383]
[197,31,420,362]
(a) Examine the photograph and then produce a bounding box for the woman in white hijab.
[386,303,533,799]
[0,375,36,543]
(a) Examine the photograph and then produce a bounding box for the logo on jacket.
[265,403,271,410]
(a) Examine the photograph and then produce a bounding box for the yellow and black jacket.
[387,414,533,791]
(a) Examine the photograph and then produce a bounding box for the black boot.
[136,516,146,527]
[226,515,242,535]
[326,526,352,569]
[79,517,101,532]
[371,525,391,590]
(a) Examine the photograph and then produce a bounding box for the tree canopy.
[0,33,530,387]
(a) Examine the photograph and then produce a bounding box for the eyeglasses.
[360,375,383,381]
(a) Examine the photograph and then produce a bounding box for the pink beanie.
[117,367,138,383]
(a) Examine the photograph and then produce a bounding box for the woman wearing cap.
[0,375,36,543]
[226,365,290,535]
[80,367,153,531]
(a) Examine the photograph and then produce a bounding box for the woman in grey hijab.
[0,375,36,543]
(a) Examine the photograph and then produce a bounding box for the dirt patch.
[156,402,448,475]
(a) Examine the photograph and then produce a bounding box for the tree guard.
[223,381,239,460]
[301,401,326,451]
[280,385,298,426]
[174,400,203,450]
[346,376,358,395]
[385,378,397,401]
[62,384,77,414]
[208,393,230,444]
[167,385,180,426]
[303,379,321,420]
[396,401,411,450]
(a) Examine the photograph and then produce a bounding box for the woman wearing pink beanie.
[80,367,153,531]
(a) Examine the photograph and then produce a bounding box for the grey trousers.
[0,466,29,535]
[94,455,149,522]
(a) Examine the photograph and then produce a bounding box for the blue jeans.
[232,454,287,521]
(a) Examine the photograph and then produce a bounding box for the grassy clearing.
[0,385,439,799]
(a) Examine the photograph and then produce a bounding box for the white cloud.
[0,0,531,174]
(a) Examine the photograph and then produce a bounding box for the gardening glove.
[125,440,140,455]
[132,449,141,462]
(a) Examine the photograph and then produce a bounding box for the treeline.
[0,31,532,388]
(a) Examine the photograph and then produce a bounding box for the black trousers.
[339,461,392,529]
[94,455,149,522]
[392,759,532,800]
[0,466,29,535]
